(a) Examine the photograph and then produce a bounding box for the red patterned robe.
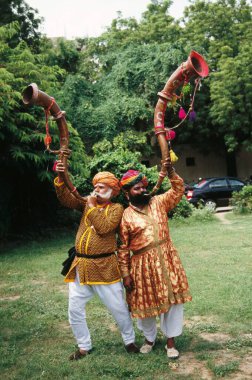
[118,173,192,318]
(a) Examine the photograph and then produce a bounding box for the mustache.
[91,189,113,200]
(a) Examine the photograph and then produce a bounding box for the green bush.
[190,207,215,222]
[168,196,194,219]
[230,185,252,214]
[73,131,170,202]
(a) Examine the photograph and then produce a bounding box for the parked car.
[186,177,245,210]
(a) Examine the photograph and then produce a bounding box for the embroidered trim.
[64,278,121,285]
[54,177,64,187]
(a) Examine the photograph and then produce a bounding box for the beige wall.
[236,150,252,180]
[146,143,252,183]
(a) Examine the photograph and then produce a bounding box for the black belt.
[76,252,115,259]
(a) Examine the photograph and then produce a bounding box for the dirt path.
[215,212,232,224]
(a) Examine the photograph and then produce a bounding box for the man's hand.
[163,156,175,178]
[123,275,135,292]
[59,148,72,158]
[55,160,66,173]
[87,195,97,208]
[54,159,66,182]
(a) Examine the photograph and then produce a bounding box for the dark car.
[186,177,245,210]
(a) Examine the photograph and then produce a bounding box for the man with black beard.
[118,157,192,359]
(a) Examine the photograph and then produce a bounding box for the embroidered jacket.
[54,177,123,285]
[118,173,192,318]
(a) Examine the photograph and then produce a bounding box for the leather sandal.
[165,345,179,359]
[140,340,155,354]
[125,342,140,353]
[69,349,90,361]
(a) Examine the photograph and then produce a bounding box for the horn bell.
[189,50,209,78]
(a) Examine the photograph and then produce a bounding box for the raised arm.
[54,177,85,211]
[156,171,185,213]
[54,155,86,211]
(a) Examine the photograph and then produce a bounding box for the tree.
[60,42,187,153]
[210,29,252,152]
[0,0,42,50]
[0,23,88,237]
[90,0,252,175]
[179,0,252,174]
[77,0,181,80]
[46,38,81,74]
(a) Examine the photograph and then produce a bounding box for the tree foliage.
[59,42,187,153]
[0,23,88,237]
[182,0,252,153]
[0,0,42,50]
[45,38,81,74]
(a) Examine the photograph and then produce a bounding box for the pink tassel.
[178,107,186,120]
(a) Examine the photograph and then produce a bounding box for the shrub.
[190,207,215,222]
[168,196,194,219]
[230,185,252,214]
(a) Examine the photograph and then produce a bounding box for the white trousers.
[68,273,135,351]
[137,304,184,342]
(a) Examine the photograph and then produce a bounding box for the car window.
[229,179,244,187]
[195,179,207,188]
[209,179,228,188]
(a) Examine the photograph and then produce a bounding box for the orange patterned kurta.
[54,177,124,285]
[118,173,192,318]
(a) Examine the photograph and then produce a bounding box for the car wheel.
[204,199,217,211]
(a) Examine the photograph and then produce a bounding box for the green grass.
[0,214,252,379]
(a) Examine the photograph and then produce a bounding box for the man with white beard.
[54,163,139,360]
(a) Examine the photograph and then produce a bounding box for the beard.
[129,192,151,206]
[92,188,113,202]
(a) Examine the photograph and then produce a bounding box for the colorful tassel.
[178,107,186,120]
[189,110,196,122]
[44,135,52,147]
[170,149,178,163]
[165,129,176,141]
[52,160,58,172]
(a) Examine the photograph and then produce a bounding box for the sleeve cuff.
[54,177,64,187]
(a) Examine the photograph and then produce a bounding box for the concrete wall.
[236,150,252,180]
[145,143,252,183]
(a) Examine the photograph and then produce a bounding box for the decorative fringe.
[52,160,58,172]
[189,110,196,122]
[44,135,52,147]
[170,149,178,163]
[178,107,186,120]
[165,129,176,141]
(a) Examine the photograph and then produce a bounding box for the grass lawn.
[0,213,252,379]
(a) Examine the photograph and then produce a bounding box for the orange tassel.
[44,135,52,146]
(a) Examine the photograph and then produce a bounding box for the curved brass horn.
[151,50,209,195]
[22,83,84,201]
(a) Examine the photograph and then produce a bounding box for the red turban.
[92,172,121,196]
[120,170,148,190]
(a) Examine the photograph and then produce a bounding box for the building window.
[186,157,195,167]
